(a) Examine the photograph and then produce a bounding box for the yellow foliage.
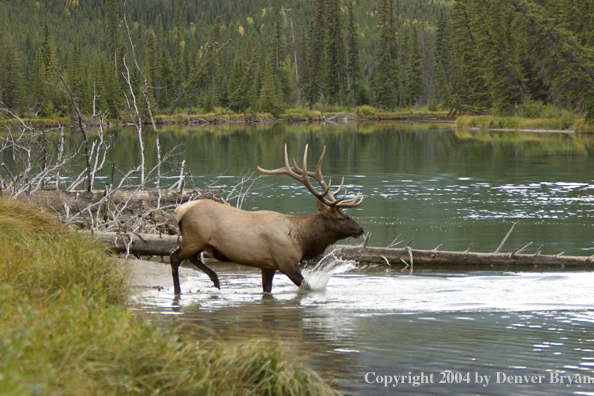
[238,25,245,36]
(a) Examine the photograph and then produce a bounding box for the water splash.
[300,250,357,291]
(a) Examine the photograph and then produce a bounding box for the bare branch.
[494,221,519,254]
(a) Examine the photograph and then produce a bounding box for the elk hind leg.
[170,246,184,295]
[189,254,220,289]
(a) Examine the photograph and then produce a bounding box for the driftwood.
[21,187,222,214]
[91,230,594,272]
[20,187,222,235]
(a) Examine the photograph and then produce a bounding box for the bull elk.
[170,144,364,294]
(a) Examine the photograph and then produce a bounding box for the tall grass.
[456,100,581,131]
[0,198,340,396]
[0,198,130,304]
[575,118,594,133]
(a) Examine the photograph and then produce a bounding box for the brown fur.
[169,199,364,294]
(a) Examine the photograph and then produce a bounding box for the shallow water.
[136,260,594,395]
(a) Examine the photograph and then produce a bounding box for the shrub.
[575,118,594,133]
[356,105,376,117]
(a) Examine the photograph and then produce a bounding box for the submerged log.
[332,245,594,272]
[91,231,594,272]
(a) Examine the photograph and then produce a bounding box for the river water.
[110,122,594,394]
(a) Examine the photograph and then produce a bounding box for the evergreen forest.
[0,0,593,121]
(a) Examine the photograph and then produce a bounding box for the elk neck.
[294,213,348,260]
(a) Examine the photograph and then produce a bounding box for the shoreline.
[4,112,592,134]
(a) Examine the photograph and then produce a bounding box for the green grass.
[0,116,70,128]
[0,198,340,396]
[455,115,579,131]
[575,118,594,133]
[456,101,582,131]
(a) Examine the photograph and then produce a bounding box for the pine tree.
[158,45,174,110]
[434,10,451,105]
[259,55,283,115]
[324,0,346,104]
[518,0,594,120]
[280,55,298,106]
[306,0,326,108]
[103,55,121,118]
[398,23,410,107]
[173,6,185,99]
[346,1,361,107]
[141,30,158,116]
[450,0,489,111]
[404,24,424,106]
[228,58,245,102]
[271,0,286,70]
[67,42,90,113]
[40,22,52,73]
[0,33,25,112]
[229,49,258,113]
[373,0,397,109]
[204,82,215,113]
[472,0,524,115]
[106,0,120,76]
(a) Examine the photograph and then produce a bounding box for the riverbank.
[5,107,593,134]
[1,106,453,129]
[0,198,340,396]
[455,115,594,133]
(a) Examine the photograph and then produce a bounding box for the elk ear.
[316,200,340,217]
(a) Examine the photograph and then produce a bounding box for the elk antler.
[258,144,363,208]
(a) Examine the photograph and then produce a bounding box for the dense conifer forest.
[0,0,592,121]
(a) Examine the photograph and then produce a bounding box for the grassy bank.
[453,99,594,132]
[575,118,594,133]
[0,198,340,396]
[2,105,452,129]
[0,116,70,128]
[155,105,451,123]
[455,115,580,131]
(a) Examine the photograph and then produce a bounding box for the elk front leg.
[283,264,304,288]
[262,269,276,293]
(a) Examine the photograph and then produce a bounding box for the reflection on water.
[136,263,594,395]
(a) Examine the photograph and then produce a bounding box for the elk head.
[258,144,364,241]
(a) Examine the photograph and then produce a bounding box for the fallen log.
[91,231,594,272]
[92,232,179,256]
[332,245,594,272]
